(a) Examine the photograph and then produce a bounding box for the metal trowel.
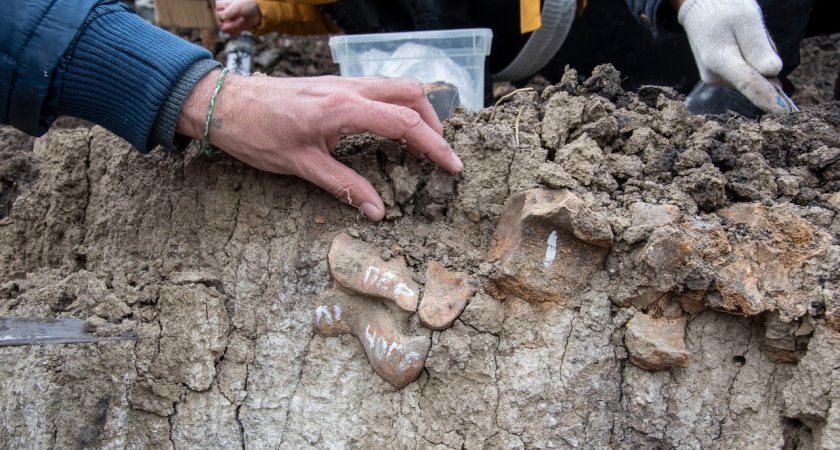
[0,317,138,347]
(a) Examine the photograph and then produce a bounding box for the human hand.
[676,0,793,114]
[215,0,261,36]
[177,71,464,221]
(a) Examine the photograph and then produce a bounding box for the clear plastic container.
[329,28,493,112]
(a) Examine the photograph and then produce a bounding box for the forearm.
[176,69,224,140]
[176,69,251,148]
[151,59,222,152]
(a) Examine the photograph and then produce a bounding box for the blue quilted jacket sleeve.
[1,0,216,152]
[0,0,100,135]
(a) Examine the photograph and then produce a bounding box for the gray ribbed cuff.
[151,58,223,153]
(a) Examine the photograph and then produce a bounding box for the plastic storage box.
[329,28,493,113]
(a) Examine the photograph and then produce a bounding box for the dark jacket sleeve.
[0,0,101,135]
[624,0,674,36]
[55,1,215,152]
[1,0,218,152]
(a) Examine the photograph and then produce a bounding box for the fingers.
[217,0,246,21]
[734,14,783,76]
[219,18,247,35]
[714,47,789,114]
[299,151,386,221]
[332,99,463,174]
[349,78,445,136]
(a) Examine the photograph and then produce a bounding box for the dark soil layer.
[789,33,840,106]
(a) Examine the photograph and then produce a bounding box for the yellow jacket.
[254,0,588,36]
[254,0,340,36]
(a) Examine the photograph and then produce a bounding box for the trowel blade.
[0,317,138,347]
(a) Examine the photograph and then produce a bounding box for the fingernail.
[360,202,383,221]
[451,152,464,172]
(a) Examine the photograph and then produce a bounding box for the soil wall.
[1,66,839,449]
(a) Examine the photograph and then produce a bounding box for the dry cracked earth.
[1,36,840,449]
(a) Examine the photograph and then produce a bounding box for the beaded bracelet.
[192,67,229,157]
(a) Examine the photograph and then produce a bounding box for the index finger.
[346,78,445,136]
[716,47,790,114]
[298,150,386,221]
[332,99,464,173]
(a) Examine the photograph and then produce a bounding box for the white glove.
[678,0,792,114]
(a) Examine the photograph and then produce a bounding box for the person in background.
[216,0,839,116]
[1,0,464,222]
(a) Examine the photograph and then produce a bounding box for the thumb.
[301,152,386,221]
[218,1,246,21]
[220,17,246,35]
[716,47,789,114]
[734,9,783,76]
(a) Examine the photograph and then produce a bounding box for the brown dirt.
[1,35,840,449]
[789,33,840,106]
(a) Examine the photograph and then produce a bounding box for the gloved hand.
[677,0,792,114]
[215,0,261,36]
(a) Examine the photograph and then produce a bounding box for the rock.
[424,168,456,203]
[575,116,619,146]
[540,91,586,150]
[677,290,706,315]
[625,312,690,371]
[622,202,682,244]
[637,85,680,107]
[389,165,418,204]
[760,312,808,363]
[90,293,132,322]
[726,153,778,201]
[554,134,604,186]
[604,153,644,180]
[328,233,420,312]
[640,227,692,277]
[623,127,665,156]
[460,292,504,335]
[581,63,624,101]
[674,163,728,212]
[776,174,801,197]
[537,162,580,190]
[418,261,474,330]
[713,203,829,320]
[313,288,430,389]
[488,189,612,304]
[484,430,525,449]
[829,192,840,209]
[674,148,711,171]
[798,146,840,170]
